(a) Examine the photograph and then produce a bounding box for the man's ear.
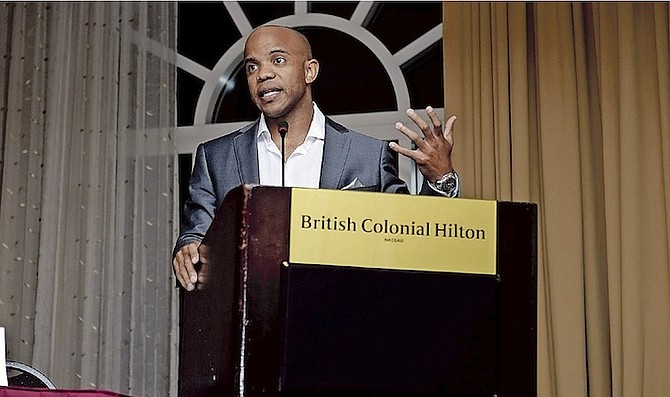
[305,59,320,84]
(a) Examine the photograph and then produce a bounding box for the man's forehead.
[244,45,290,60]
[244,26,309,57]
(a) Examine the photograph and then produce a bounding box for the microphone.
[277,120,289,187]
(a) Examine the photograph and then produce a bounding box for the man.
[173,25,460,290]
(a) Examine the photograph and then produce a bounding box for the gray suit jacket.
[174,117,434,253]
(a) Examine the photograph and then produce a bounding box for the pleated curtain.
[0,2,178,395]
[443,3,670,396]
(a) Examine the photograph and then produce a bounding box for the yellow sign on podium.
[289,189,497,275]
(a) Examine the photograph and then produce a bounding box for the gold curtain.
[444,2,670,396]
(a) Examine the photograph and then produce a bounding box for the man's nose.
[256,64,275,82]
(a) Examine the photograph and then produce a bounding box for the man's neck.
[268,103,315,159]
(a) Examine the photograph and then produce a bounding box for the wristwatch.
[431,170,460,197]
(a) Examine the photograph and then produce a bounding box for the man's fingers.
[187,242,200,283]
[392,108,458,183]
[444,115,457,144]
[172,257,183,286]
[389,141,418,161]
[406,109,431,136]
[180,245,197,285]
[394,122,424,147]
[188,243,199,264]
[172,242,202,290]
[425,106,443,136]
[173,253,192,290]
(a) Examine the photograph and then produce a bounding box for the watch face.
[444,176,456,191]
[437,172,457,193]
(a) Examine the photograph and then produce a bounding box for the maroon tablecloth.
[0,387,132,397]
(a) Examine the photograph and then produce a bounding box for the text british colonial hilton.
[300,215,487,240]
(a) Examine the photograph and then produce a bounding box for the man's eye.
[246,64,257,72]
[274,57,286,64]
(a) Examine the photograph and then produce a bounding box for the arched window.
[177,2,444,195]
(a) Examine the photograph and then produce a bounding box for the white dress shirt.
[257,103,325,188]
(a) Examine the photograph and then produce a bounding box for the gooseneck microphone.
[277,120,289,187]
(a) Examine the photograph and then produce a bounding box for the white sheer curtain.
[0,2,178,395]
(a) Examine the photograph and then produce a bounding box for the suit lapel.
[319,118,351,189]
[233,117,351,188]
[233,122,261,184]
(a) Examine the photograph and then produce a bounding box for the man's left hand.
[389,106,456,183]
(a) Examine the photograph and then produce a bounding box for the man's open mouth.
[259,88,282,100]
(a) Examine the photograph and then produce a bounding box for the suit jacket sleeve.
[173,143,217,256]
[379,143,410,194]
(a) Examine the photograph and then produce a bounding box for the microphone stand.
[278,121,289,187]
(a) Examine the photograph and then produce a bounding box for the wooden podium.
[178,185,537,397]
